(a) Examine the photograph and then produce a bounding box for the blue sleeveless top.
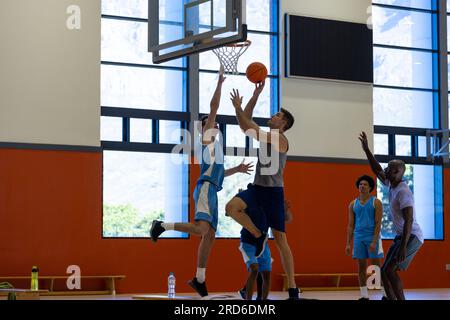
[198,141,225,191]
[353,196,376,239]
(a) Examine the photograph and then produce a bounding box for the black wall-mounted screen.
[285,14,373,83]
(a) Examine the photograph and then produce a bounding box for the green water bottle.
[30,266,39,291]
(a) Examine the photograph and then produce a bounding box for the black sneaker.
[255,232,269,258]
[149,220,165,242]
[188,277,208,297]
[287,287,300,300]
[358,297,370,301]
[238,288,247,300]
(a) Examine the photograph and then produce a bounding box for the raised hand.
[230,89,244,109]
[253,80,265,96]
[358,131,370,152]
[237,160,254,175]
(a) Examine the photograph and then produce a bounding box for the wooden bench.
[0,289,49,300]
[0,275,125,296]
[281,273,359,291]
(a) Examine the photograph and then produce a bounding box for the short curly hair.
[356,175,375,192]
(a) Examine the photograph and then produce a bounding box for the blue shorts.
[236,184,285,233]
[239,242,272,272]
[353,237,384,259]
[193,181,218,231]
[382,234,422,271]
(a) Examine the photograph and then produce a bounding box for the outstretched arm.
[230,89,288,153]
[203,69,226,144]
[224,160,254,177]
[243,81,265,120]
[358,131,386,181]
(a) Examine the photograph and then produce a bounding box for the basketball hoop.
[212,40,251,75]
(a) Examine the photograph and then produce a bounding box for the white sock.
[196,268,206,283]
[360,286,369,298]
[381,286,387,297]
[161,223,174,231]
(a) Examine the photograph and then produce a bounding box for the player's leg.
[245,264,259,300]
[260,271,271,300]
[256,272,264,300]
[257,247,272,300]
[239,242,260,300]
[357,259,369,300]
[272,229,298,299]
[380,242,400,300]
[384,235,422,301]
[383,261,403,300]
[225,197,261,238]
[188,183,220,297]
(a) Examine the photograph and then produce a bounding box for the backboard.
[148,0,247,64]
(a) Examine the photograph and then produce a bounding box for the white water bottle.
[168,272,176,298]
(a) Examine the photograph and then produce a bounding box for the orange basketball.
[246,62,268,84]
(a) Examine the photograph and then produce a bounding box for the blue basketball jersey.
[198,141,225,191]
[353,196,377,239]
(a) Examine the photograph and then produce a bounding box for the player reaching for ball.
[225,79,301,300]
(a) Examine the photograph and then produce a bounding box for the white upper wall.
[0,0,100,147]
[282,0,373,159]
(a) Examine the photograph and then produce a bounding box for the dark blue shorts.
[236,183,285,233]
[382,234,422,271]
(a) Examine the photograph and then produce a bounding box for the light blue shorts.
[239,242,272,272]
[353,237,384,259]
[193,181,218,231]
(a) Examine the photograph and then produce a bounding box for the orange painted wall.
[0,148,449,293]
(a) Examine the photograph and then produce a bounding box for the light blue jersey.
[198,141,225,191]
[352,196,384,259]
[353,196,377,239]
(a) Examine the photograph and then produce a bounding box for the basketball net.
[212,40,251,75]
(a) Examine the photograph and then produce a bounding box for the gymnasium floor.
[24,289,450,300]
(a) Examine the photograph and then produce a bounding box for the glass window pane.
[101,0,148,18]
[374,134,389,155]
[160,120,182,144]
[199,73,272,117]
[396,135,411,156]
[226,125,246,148]
[101,117,122,141]
[101,18,182,67]
[373,7,434,50]
[200,33,274,75]
[373,88,434,128]
[374,47,434,89]
[418,136,427,157]
[103,151,188,238]
[130,118,152,143]
[246,0,271,32]
[373,0,435,10]
[216,156,257,237]
[101,65,184,110]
